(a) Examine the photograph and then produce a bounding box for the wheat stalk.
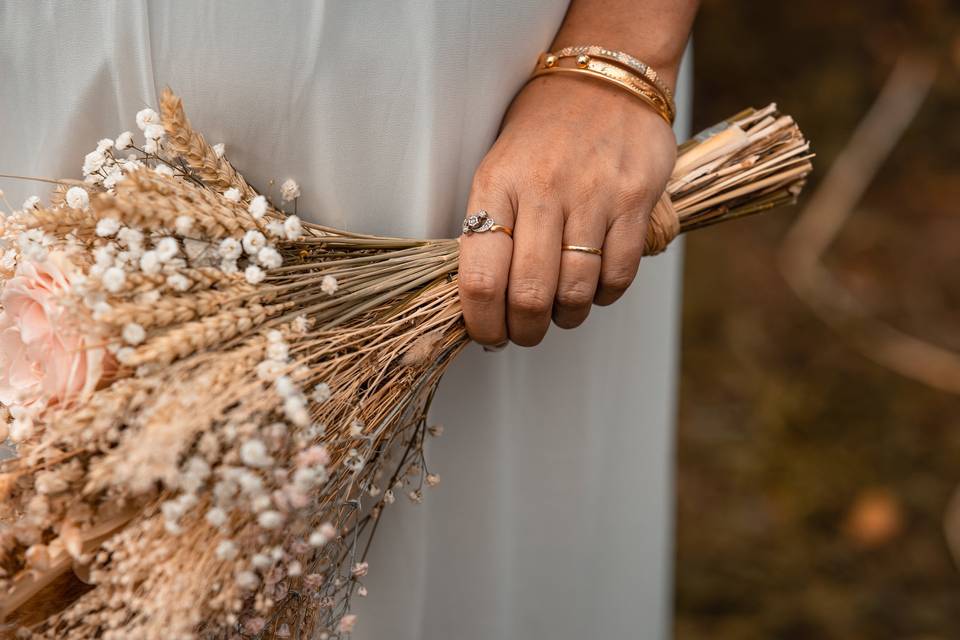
[160,89,259,202]
[100,169,264,238]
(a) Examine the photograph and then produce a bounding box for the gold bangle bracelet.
[543,54,675,123]
[551,45,676,113]
[531,56,674,125]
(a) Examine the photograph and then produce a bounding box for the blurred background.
[675,1,960,637]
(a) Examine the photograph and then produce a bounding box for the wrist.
[547,1,698,93]
[509,72,677,146]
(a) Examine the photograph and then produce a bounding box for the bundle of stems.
[0,90,811,639]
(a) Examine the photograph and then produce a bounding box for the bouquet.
[0,89,811,639]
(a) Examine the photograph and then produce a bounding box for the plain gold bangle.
[531,55,674,126]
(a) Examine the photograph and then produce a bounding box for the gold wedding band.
[562,244,603,256]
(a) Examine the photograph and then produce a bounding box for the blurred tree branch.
[778,54,960,393]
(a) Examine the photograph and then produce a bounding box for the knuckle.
[523,167,561,197]
[614,182,655,214]
[509,279,553,316]
[471,162,510,196]
[554,282,595,310]
[459,270,501,303]
[599,268,636,300]
[572,171,609,205]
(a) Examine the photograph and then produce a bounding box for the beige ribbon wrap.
[643,192,680,256]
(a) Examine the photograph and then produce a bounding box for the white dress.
[0,2,691,638]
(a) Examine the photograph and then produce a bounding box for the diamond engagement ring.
[461,210,513,238]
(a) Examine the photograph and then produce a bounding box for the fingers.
[507,193,563,347]
[458,173,515,346]
[553,210,605,329]
[594,211,647,307]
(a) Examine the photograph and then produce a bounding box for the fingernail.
[482,341,508,353]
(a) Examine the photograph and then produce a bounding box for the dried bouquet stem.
[0,89,811,639]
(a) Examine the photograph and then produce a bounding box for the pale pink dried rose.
[0,252,113,410]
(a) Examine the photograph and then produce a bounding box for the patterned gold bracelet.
[531,53,675,125]
[551,45,676,112]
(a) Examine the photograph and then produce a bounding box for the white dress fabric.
[0,2,691,639]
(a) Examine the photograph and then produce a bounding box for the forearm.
[550,0,699,89]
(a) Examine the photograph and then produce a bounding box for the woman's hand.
[458,73,677,347]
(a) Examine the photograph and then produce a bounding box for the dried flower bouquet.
[0,90,811,639]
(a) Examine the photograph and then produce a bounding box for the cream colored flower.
[244,265,265,284]
[95,218,121,238]
[283,215,303,240]
[166,273,190,292]
[257,247,282,269]
[257,510,284,529]
[248,195,268,219]
[82,150,106,176]
[174,215,194,235]
[135,108,159,130]
[139,250,161,275]
[320,275,338,295]
[115,131,133,150]
[311,382,331,403]
[103,169,124,189]
[155,237,179,262]
[101,266,126,293]
[154,163,174,177]
[218,238,242,260]
[280,179,300,202]
[215,540,237,560]
[143,123,165,141]
[65,186,89,210]
[122,323,146,346]
[338,614,357,633]
[242,230,266,255]
[240,439,271,468]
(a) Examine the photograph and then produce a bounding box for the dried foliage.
[0,89,809,639]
